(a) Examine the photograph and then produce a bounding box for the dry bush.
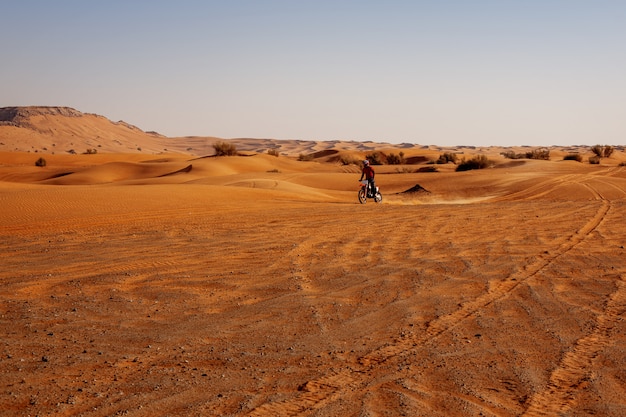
[502,148,550,160]
[456,155,493,171]
[386,152,406,165]
[298,153,314,161]
[365,152,383,165]
[213,141,237,156]
[437,152,458,164]
[35,157,47,167]
[563,153,583,162]
[339,155,361,166]
[591,145,614,158]
[589,155,601,164]
[590,145,602,157]
[267,148,280,157]
[528,148,550,160]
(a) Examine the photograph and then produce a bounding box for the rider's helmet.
[363,160,369,166]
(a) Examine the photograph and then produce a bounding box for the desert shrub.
[339,155,361,166]
[436,152,458,164]
[386,151,406,165]
[213,141,237,156]
[35,157,47,167]
[502,148,550,160]
[298,153,314,161]
[416,166,438,172]
[563,153,583,162]
[83,148,98,154]
[527,148,550,160]
[365,152,383,165]
[591,144,614,158]
[589,155,601,164]
[591,145,601,157]
[456,155,493,171]
[619,161,626,166]
[267,148,280,157]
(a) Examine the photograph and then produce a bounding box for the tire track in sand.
[521,180,622,416]
[522,274,625,416]
[491,174,580,202]
[248,182,612,416]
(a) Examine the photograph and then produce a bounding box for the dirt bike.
[358,180,382,204]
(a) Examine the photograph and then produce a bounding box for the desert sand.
[1,107,626,416]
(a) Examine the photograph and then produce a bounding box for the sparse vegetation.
[267,148,280,157]
[528,148,551,160]
[501,148,550,160]
[339,155,361,166]
[591,144,614,158]
[213,141,238,156]
[436,152,458,164]
[456,155,493,171]
[563,153,583,162]
[386,151,405,165]
[35,157,47,167]
[83,148,98,154]
[589,155,601,164]
[298,153,314,161]
[365,152,383,165]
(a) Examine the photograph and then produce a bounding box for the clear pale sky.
[2,1,625,146]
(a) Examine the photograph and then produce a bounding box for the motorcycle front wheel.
[358,189,367,204]
[374,192,382,203]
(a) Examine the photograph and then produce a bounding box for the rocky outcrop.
[0,106,84,127]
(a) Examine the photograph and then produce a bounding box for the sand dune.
[1,107,626,416]
[37,161,192,185]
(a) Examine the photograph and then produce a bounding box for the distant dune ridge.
[2,105,625,191]
[0,105,432,157]
[3,105,622,159]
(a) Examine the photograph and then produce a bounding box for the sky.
[2,1,626,146]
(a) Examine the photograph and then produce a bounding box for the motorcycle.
[358,180,382,204]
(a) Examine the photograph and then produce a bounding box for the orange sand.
[1,108,626,416]
[1,148,626,417]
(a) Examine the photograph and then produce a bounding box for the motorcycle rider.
[359,159,376,197]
